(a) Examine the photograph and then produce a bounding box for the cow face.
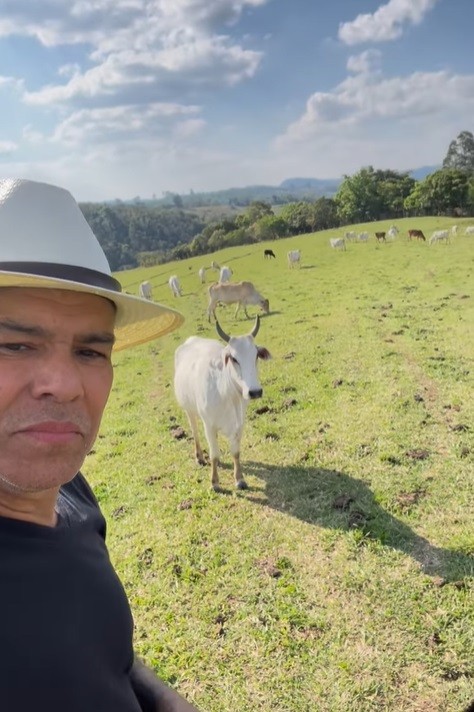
[223,336,271,400]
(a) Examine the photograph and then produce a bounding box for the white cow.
[198,267,206,284]
[387,226,398,239]
[168,275,182,297]
[208,281,269,321]
[287,249,301,268]
[174,317,271,490]
[358,232,369,242]
[344,231,357,242]
[211,260,220,271]
[465,226,474,235]
[219,265,233,283]
[429,230,450,245]
[329,237,346,251]
[139,281,153,300]
[451,225,458,237]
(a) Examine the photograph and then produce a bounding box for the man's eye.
[77,349,108,360]
[0,343,30,352]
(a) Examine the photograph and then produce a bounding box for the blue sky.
[0,0,473,201]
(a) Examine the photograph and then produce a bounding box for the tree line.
[80,130,474,270]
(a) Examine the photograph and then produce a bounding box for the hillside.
[87,218,474,711]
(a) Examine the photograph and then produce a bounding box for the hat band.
[0,262,122,293]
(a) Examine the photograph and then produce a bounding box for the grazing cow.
[168,275,182,297]
[451,225,458,237]
[287,249,301,268]
[408,229,426,241]
[198,267,206,284]
[139,280,153,300]
[465,226,474,235]
[264,249,276,259]
[375,231,386,242]
[219,265,233,283]
[208,281,269,321]
[358,232,369,242]
[174,316,271,491]
[329,237,346,251]
[387,226,398,239]
[344,231,357,242]
[429,230,450,245]
[211,260,220,271]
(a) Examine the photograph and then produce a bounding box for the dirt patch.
[405,449,430,461]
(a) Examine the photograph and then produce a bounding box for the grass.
[87,216,474,711]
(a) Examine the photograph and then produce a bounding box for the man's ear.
[257,347,271,360]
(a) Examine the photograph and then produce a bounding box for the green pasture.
[87,216,474,711]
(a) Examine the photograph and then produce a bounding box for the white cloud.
[277,69,474,144]
[173,118,207,138]
[339,0,439,45]
[0,75,24,91]
[58,63,82,78]
[51,102,202,145]
[0,140,17,153]
[6,1,267,111]
[346,50,381,75]
[273,66,474,179]
[22,125,45,144]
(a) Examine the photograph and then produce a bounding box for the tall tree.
[404,169,469,215]
[443,131,474,174]
[335,167,382,224]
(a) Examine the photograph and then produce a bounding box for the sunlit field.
[87,216,474,711]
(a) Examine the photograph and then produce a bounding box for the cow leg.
[229,433,247,490]
[185,412,207,466]
[207,301,216,322]
[203,423,221,491]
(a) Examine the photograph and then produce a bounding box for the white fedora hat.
[0,178,184,350]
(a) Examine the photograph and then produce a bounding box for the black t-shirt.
[0,473,143,711]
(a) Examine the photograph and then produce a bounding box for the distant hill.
[279,177,341,192]
[114,167,438,210]
[147,178,342,209]
[408,165,440,180]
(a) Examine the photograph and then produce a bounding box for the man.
[0,178,199,711]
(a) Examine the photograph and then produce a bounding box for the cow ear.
[257,347,271,360]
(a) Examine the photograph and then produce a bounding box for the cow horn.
[215,319,230,343]
[250,315,260,338]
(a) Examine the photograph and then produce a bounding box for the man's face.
[0,288,115,493]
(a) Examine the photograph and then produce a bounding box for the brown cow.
[408,229,426,241]
[208,281,270,321]
[375,231,386,242]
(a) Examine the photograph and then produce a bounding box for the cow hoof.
[236,480,248,490]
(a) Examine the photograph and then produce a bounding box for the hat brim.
[0,270,184,351]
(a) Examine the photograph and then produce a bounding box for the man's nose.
[30,352,85,402]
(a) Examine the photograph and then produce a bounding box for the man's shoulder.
[60,472,99,508]
[58,473,106,535]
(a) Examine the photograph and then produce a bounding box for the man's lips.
[17,421,84,444]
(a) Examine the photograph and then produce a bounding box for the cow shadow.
[233,461,473,582]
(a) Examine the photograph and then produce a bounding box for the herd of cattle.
[329,223,474,250]
[138,223,474,305]
[137,221,474,489]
